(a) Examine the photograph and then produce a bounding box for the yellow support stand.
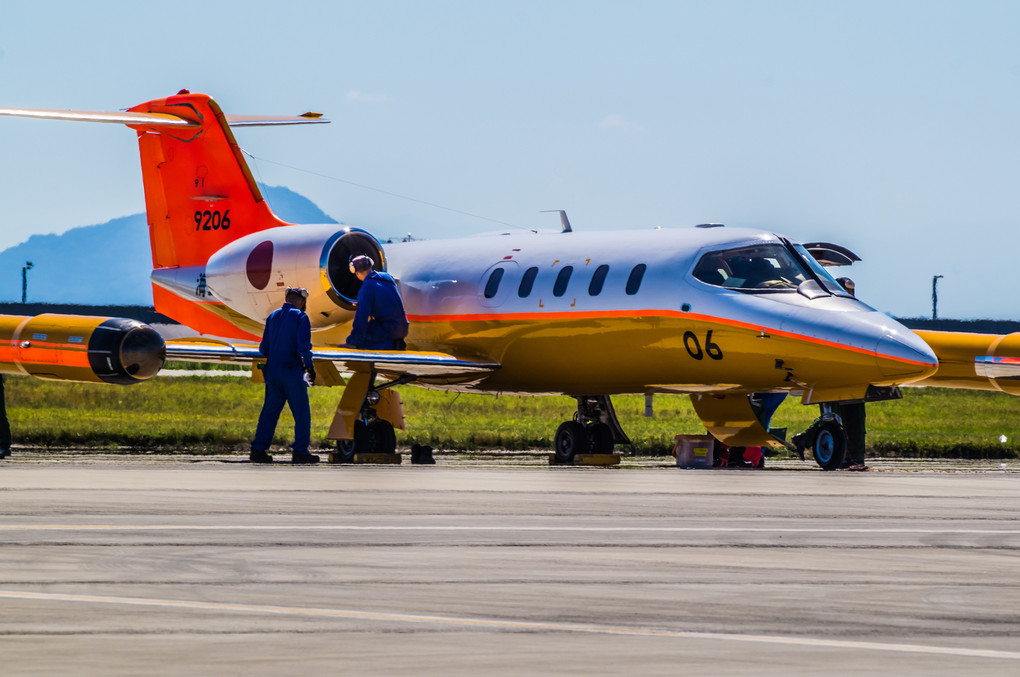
[328,451,402,464]
[548,453,621,466]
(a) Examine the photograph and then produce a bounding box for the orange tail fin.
[0,93,327,340]
[127,92,288,269]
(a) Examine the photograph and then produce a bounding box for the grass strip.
[7,376,1020,458]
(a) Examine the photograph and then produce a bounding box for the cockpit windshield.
[693,244,811,291]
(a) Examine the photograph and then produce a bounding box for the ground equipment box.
[674,435,715,469]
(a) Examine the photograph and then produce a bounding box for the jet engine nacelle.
[0,314,165,385]
[205,225,386,328]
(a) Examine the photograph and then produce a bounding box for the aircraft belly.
[412,316,796,395]
[414,314,913,396]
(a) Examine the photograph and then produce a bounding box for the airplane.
[1,90,1018,469]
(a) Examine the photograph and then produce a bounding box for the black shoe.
[292,453,320,465]
[790,433,807,461]
[249,449,273,464]
[0,448,8,459]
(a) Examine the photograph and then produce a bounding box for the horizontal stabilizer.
[0,107,198,127]
[166,338,500,380]
[225,113,329,127]
[0,107,329,128]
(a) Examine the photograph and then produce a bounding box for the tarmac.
[2,452,1019,676]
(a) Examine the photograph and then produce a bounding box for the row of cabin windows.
[484,263,647,299]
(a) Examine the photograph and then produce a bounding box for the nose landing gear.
[792,404,847,471]
[810,417,847,470]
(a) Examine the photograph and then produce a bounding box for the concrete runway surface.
[1,455,1019,676]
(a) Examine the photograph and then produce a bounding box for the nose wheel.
[792,408,847,471]
[811,419,846,470]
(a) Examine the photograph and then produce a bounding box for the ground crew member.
[0,375,11,459]
[837,401,868,471]
[250,287,319,464]
[835,277,867,471]
[792,276,868,471]
[341,255,409,350]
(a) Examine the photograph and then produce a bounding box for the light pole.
[932,274,944,321]
[21,261,33,304]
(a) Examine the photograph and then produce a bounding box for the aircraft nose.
[875,329,938,382]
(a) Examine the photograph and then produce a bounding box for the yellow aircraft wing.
[164,338,500,382]
[912,329,1020,396]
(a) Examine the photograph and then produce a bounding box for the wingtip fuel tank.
[0,314,165,385]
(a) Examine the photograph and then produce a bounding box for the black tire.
[588,422,614,454]
[554,421,589,463]
[335,419,391,462]
[371,419,397,454]
[812,420,847,471]
[334,438,356,463]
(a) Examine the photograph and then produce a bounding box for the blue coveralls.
[0,375,10,454]
[252,302,314,453]
[345,271,409,349]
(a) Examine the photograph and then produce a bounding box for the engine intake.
[322,229,386,309]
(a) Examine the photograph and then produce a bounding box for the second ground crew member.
[341,255,409,350]
[250,287,319,465]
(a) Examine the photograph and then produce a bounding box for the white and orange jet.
[0,91,1015,468]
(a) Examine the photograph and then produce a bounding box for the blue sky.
[1,0,1018,318]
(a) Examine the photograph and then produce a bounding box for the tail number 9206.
[194,210,231,231]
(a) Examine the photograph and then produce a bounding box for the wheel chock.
[410,444,436,464]
[548,453,621,466]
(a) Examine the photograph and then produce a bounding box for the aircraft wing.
[164,338,500,381]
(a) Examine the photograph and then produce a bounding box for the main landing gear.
[332,372,414,463]
[553,395,630,464]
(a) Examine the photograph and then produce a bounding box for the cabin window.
[588,264,609,296]
[484,268,505,299]
[553,266,573,297]
[519,266,539,297]
[625,264,646,295]
[693,244,810,291]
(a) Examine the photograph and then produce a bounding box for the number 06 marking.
[684,330,723,361]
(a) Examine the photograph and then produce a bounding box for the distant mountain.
[0,185,338,305]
